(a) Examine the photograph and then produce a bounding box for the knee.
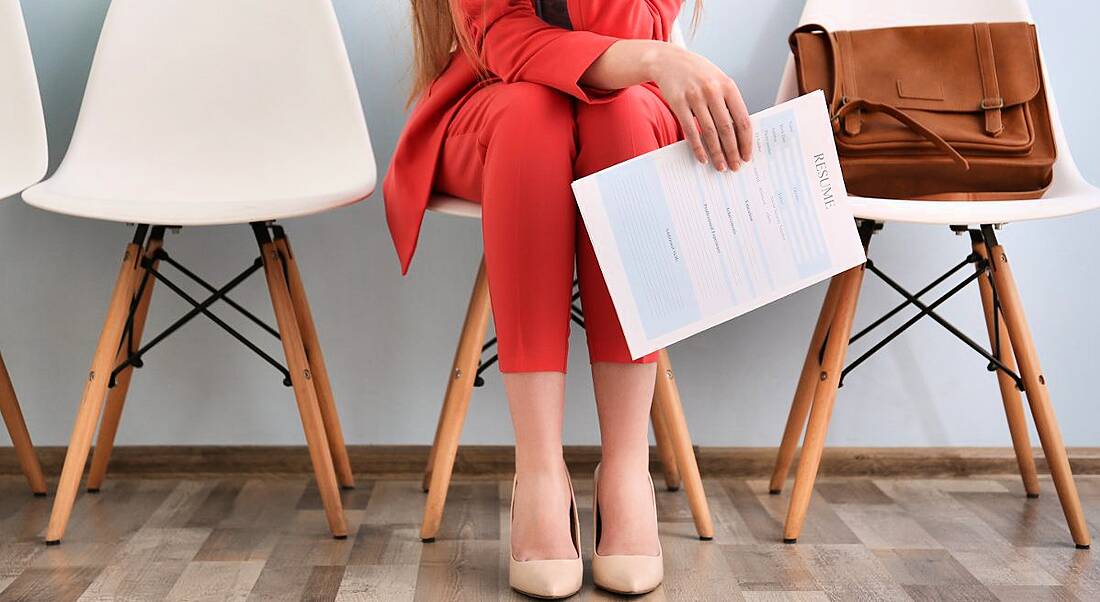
[575,86,661,141]
[574,87,668,176]
[489,83,576,155]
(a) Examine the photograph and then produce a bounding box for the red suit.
[384,0,683,372]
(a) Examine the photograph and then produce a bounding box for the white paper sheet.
[572,91,866,359]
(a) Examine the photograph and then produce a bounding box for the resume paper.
[572,91,866,359]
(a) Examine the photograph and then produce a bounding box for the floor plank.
[0,475,1092,601]
[0,567,101,602]
[164,560,265,601]
[413,540,500,602]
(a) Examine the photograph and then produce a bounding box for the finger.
[725,84,754,162]
[706,88,742,170]
[671,101,707,165]
[691,94,727,171]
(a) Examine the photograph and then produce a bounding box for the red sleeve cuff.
[524,30,624,104]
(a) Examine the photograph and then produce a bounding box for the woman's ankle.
[598,449,650,475]
[514,449,568,477]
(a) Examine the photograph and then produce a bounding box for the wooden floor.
[0,474,1096,601]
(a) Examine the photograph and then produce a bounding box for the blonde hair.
[408,0,702,104]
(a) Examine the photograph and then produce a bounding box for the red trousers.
[436,82,680,373]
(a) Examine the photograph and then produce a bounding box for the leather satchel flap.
[794,22,1041,113]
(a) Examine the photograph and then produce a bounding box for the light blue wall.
[2,0,1098,448]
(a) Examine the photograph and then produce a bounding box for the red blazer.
[383,0,683,274]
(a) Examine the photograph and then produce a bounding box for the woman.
[384,0,752,597]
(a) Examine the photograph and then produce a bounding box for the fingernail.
[716,162,726,172]
[731,162,741,171]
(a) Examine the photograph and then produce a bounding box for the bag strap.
[974,22,1005,137]
[790,24,843,113]
[836,100,970,170]
[791,23,970,171]
[835,30,862,136]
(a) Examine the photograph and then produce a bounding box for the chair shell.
[776,0,1100,226]
[0,0,47,200]
[22,0,376,225]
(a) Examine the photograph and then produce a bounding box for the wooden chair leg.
[0,352,47,495]
[85,231,164,493]
[783,266,865,543]
[255,225,347,539]
[654,349,714,540]
[273,229,355,489]
[986,232,1091,548]
[769,277,844,495]
[46,237,144,544]
[420,257,492,542]
[421,387,451,493]
[972,237,1040,498]
[650,391,681,491]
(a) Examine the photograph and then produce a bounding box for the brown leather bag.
[790,22,1056,201]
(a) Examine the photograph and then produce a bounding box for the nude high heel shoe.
[592,464,664,595]
[508,475,583,599]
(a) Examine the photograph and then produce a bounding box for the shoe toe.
[592,554,664,595]
[510,558,583,599]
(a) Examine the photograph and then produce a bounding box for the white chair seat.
[427,193,482,219]
[21,0,375,226]
[23,180,374,226]
[428,190,1100,229]
[848,193,1100,226]
[777,0,1100,227]
[0,0,47,200]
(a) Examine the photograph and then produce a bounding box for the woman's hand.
[643,43,753,171]
[582,40,753,172]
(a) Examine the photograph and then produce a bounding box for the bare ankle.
[514,454,568,478]
[598,453,649,475]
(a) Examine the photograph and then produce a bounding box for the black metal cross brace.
[833,230,1023,389]
[109,237,291,388]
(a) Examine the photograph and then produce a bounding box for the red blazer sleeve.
[459,1,682,102]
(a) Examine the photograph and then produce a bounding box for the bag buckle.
[980,97,1005,110]
[829,96,850,123]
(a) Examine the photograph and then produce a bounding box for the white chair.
[769,0,1096,549]
[417,22,716,544]
[22,0,376,544]
[0,0,48,497]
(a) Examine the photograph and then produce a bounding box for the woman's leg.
[574,86,681,556]
[591,362,659,555]
[503,373,573,561]
[435,82,579,561]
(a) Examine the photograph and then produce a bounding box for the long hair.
[408,0,703,104]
